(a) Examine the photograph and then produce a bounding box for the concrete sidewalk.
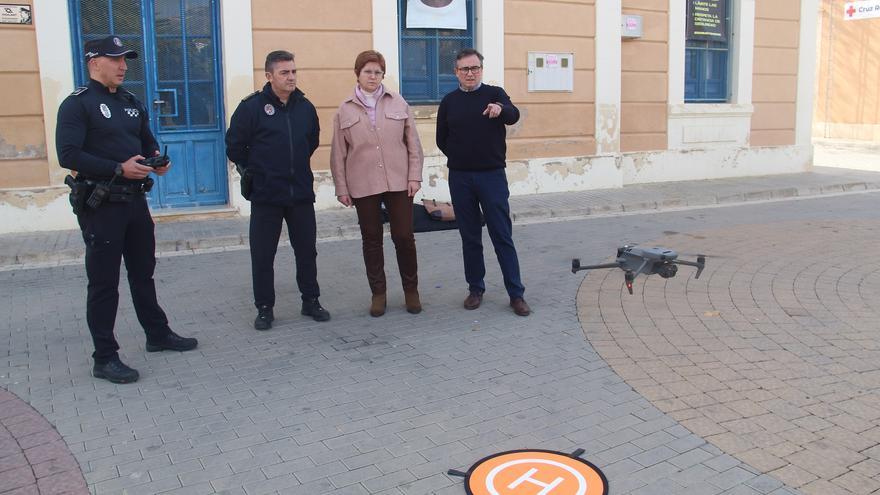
[2,166,879,269]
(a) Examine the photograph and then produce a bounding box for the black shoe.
[301,298,331,322]
[254,305,274,331]
[146,331,199,352]
[93,359,139,384]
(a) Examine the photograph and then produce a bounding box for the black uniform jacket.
[56,79,158,180]
[225,83,320,205]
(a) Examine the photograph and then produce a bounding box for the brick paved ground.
[2,192,878,494]
[578,220,880,495]
[0,388,88,494]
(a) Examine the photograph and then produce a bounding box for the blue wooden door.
[70,0,228,209]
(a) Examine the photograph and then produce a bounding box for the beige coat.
[330,89,423,199]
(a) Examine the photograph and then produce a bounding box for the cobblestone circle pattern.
[578,220,880,495]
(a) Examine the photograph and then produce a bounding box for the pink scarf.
[355,84,385,127]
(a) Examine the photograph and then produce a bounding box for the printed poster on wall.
[406,0,467,30]
[0,4,32,24]
[687,0,727,41]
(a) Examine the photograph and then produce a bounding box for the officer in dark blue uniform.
[56,36,198,384]
[226,50,331,331]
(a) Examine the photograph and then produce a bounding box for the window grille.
[398,0,475,104]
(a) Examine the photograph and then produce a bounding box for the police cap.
[84,36,138,60]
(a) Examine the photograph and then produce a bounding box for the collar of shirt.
[458,83,482,93]
[262,82,304,108]
[88,78,119,95]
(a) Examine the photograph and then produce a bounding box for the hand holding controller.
[138,145,169,168]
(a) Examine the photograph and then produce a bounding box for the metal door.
[70,0,228,208]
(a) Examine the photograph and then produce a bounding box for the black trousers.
[77,195,170,364]
[249,201,320,308]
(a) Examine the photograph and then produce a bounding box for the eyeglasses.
[361,70,384,77]
[456,66,482,74]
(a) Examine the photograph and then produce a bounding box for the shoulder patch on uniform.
[242,91,260,102]
[71,86,88,96]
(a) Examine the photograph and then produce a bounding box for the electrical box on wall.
[527,52,574,92]
[622,14,643,38]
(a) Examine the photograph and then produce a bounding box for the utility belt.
[64,175,153,214]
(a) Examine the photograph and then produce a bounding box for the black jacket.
[56,79,158,179]
[225,83,320,205]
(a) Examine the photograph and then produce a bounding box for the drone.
[572,245,705,294]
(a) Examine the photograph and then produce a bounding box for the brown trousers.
[353,190,418,295]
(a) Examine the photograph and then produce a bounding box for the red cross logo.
[847,5,856,17]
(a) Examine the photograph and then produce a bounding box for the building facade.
[814,0,880,141]
[0,0,817,234]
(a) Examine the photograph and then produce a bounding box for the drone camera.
[656,263,678,279]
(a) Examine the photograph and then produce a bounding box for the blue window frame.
[684,2,731,102]
[398,0,475,104]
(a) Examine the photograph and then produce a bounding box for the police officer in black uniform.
[56,36,198,384]
[226,50,331,331]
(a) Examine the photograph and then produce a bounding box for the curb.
[3,181,879,269]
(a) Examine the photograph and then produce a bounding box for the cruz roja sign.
[845,1,880,20]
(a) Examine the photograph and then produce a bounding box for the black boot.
[146,331,199,352]
[301,297,330,322]
[254,305,274,331]
[93,359,139,384]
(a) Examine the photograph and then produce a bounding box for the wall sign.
[844,1,880,20]
[687,0,726,41]
[0,4,31,25]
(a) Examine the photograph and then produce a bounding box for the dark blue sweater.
[436,84,519,171]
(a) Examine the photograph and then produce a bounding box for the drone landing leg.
[625,271,635,295]
[673,256,706,279]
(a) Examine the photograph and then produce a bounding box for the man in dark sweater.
[436,48,530,316]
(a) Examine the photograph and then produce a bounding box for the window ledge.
[669,103,753,118]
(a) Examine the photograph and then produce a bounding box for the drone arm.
[673,256,706,279]
[572,262,621,273]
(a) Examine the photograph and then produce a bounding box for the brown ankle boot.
[370,294,386,317]
[404,291,422,314]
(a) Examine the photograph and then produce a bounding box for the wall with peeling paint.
[0,0,50,189]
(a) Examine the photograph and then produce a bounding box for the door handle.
[153,99,166,106]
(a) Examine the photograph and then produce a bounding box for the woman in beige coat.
[330,50,424,317]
